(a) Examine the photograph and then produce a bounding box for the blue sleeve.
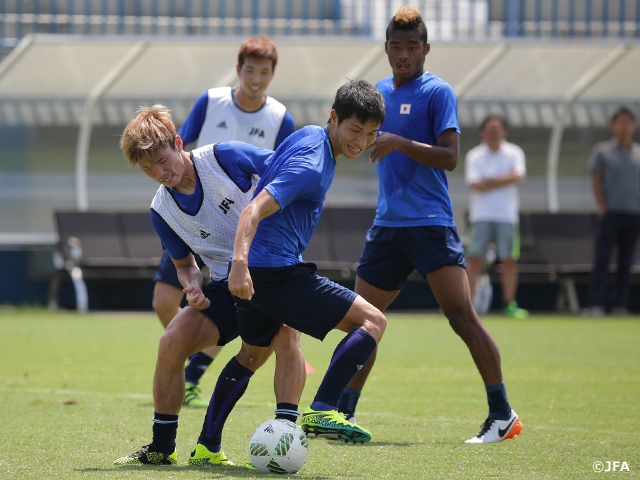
[215,142,273,190]
[150,209,192,260]
[274,112,296,148]
[178,92,209,145]
[431,83,461,138]
[264,157,320,210]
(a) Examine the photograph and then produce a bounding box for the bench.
[49,210,162,312]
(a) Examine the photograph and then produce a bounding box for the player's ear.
[329,109,338,126]
[175,134,183,151]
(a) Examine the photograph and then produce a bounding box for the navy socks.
[198,357,253,451]
[486,381,511,420]
[184,352,214,385]
[152,413,178,454]
[311,328,376,410]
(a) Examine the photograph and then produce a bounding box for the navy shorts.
[154,250,204,288]
[199,279,240,346]
[356,225,466,291]
[234,263,357,347]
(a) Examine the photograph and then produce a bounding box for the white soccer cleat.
[465,409,523,444]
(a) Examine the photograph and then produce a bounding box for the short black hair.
[385,6,428,44]
[480,114,507,131]
[611,106,636,123]
[332,79,386,126]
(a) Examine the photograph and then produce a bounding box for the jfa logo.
[218,197,235,215]
[249,127,265,138]
[400,104,411,114]
[593,461,630,472]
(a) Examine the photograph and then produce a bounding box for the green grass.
[0,308,638,479]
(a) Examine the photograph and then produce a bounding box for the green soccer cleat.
[504,301,529,319]
[183,382,209,408]
[245,462,257,471]
[300,407,371,444]
[113,443,177,466]
[188,443,233,466]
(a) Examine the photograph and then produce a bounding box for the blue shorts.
[154,250,204,288]
[199,279,239,346]
[356,225,466,291]
[234,263,357,347]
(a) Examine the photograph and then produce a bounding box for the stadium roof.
[1,34,639,211]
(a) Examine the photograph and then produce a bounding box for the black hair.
[385,6,428,44]
[479,114,507,131]
[611,106,636,123]
[331,79,386,126]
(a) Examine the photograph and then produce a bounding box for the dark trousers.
[589,212,640,308]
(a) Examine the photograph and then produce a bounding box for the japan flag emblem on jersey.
[400,104,411,114]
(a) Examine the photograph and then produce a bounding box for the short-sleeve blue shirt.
[375,71,460,227]
[249,125,335,267]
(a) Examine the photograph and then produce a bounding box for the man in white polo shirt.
[465,115,528,318]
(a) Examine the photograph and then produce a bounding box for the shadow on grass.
[77,465,334,478]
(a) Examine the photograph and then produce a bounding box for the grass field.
[0,308,638,479]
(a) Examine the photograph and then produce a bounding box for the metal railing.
[2,0,639,46]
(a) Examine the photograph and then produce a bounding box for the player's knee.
[236,343,273,372]
[152,296,180,327]
[363,309,386,343]
[446,308,477,339]
[272,325,301,355]
[158,329,192,365]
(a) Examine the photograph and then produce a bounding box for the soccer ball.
[248,419,309,474]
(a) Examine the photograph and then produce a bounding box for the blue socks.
[152,413,178,454]
[311,328,376,411]
[337,387,361,418]
[184,352,214,385]
[486,381,511,420]
[198,357,253,451]
[275,402,300,423]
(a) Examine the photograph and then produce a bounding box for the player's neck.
[234,88,266,112]
[393,69,424,89]
[174,152,197,195]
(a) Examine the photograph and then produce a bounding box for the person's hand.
[183,284,210,310]
[228,262,255,300]
[369,132,398,164]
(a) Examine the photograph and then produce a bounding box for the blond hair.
[120,105,177,167]
[386,5,428,43]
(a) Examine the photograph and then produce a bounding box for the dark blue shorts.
[234,263,357,347]
[154,251,204,288]
[200,279,239,346]
[356,225,466,291]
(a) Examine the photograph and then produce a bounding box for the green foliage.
[0,308,638,479]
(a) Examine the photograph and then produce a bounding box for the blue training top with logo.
[374,71,460,227]
[248,125,335,268]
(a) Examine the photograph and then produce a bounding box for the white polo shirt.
[465,140,526,223]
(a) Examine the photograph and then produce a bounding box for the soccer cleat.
[188,443,233,466]
[183,382,208,408]
[465,409,523,444]
[300,408,371,444]
[245,462,257,471]
[113,443,177,465]
[504,301,529,319]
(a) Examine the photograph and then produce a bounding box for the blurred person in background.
[465,115,528,318]
[586,106,640,316]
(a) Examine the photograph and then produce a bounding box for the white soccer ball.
[248,419,309,474]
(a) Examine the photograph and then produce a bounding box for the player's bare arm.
[171,254,210,310]
[591,171,607,216]
[229,189,281,300]
[369,128,459,171]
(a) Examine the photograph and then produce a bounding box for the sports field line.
[0,386,152,400]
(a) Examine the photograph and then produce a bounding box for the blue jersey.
[248,125,335,267]
[151,141,273,263]
[375,72,460,227]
